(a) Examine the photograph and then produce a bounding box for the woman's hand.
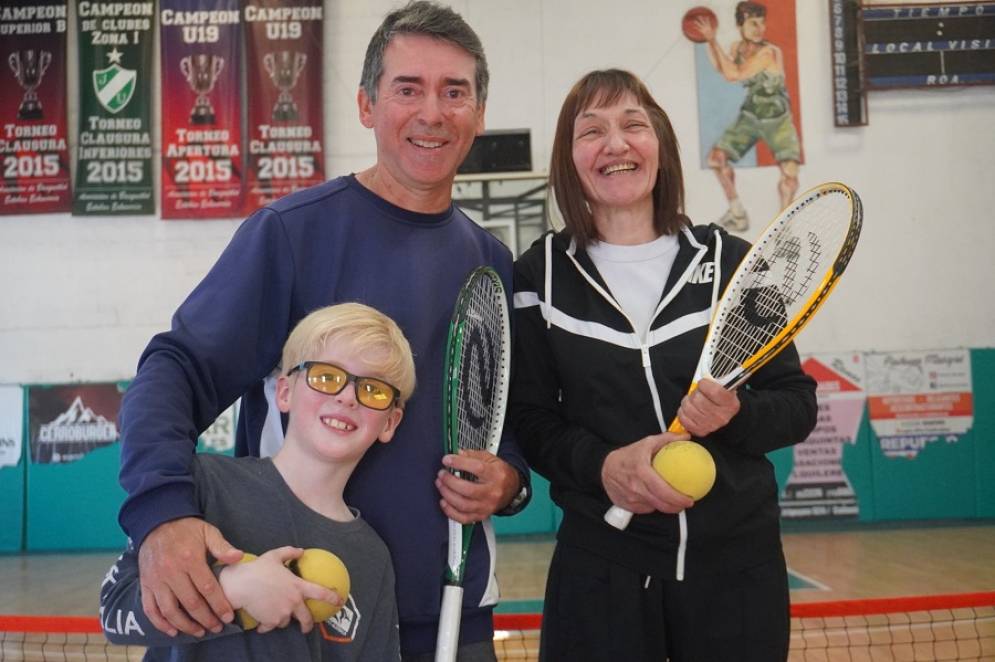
[677,378,740,437]
[601,432,694,515]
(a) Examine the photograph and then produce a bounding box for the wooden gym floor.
[1,522,994,660]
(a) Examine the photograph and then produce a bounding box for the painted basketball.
[682,6,718,43]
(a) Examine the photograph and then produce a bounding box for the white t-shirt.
[587,233,680,340]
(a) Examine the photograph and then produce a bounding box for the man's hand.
[677,378,741,437]
[138,517,243,637]
[436,452,520,524]
[219,546,342,634]
[601,432,694,515]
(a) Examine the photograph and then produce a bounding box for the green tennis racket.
[436,266,511,662]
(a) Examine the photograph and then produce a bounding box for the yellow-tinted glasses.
[287,361,400,411]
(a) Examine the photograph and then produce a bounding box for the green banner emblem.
[92,63,136,114]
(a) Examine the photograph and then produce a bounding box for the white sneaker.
[718,208,749,232]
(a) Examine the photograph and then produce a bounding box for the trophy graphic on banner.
[179,54,224,125]
[263,51,307,121]
[8,50,52,120]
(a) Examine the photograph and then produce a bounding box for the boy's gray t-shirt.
[100,454,401,661]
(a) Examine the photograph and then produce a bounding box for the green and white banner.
[73,1,156,215]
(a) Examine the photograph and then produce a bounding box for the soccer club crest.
[93,62,137,114]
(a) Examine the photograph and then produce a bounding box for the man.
[697,1,802,231]
[117,3,529,660]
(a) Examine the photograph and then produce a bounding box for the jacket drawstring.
[544,233,553,329]
[711,230,723,310]
[676,228,724,583]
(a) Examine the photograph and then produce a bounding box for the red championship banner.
[160,0,243,218]
[0,1,71,214]
[244,1,324,213]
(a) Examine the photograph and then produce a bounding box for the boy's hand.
[138,517,242,637]
[219,546,343,634]
[436,452,520,523]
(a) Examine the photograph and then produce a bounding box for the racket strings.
[706,189,855,381]
[452,277,509,479]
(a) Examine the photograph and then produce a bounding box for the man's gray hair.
[360,1,489,105]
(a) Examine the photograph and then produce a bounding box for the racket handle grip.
[435,585,464,662]
[604,505,634,530]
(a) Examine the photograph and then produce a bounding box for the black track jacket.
[509,222,817,580]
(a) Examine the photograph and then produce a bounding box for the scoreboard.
[864,4,995,88]
[830,1,995,127]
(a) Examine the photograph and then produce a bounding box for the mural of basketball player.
[696,2,801,231]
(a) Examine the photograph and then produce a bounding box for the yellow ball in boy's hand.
[233,553,260,630]
[652,441,716,500]
[289,548,351,622]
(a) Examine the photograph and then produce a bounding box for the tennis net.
[2,592,993,661]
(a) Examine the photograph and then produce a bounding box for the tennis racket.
[604,181,863,530]
[436,266,511,662]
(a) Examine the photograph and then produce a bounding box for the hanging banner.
[73,1,155,215]
[780,353,865,520]
[160,0,243,218]
[244,1,324,213]
[865,349,973,459]
[0,1,72,214]
[28,383,124,464]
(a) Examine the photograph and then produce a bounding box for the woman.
[508,69,817,661]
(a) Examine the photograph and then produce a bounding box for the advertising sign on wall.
[780,353,866,519]
[28,383,124,464]
[865,349,973,459]
[0,385,24,468]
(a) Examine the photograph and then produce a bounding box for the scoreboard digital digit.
[863,2,995,88]
[829,1,995,127]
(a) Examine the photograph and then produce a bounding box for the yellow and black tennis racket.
[436,267,511,662]
[605,182,863,530]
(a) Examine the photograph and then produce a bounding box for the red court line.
[790,591,995,618]
[493,613,542,630]
[5,592,993,635]
[0,615,103,633]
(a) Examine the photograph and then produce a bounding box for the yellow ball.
[289,548,351,622]
[233,552,259,630]
[652,440,716,500]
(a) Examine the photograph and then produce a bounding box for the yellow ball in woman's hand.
[652,441,716,500]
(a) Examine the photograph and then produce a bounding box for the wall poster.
[683,0,803,233]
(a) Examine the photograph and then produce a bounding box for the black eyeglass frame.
[287,360,401,411]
